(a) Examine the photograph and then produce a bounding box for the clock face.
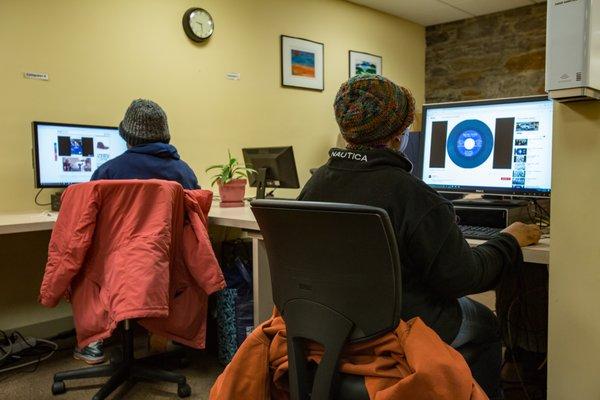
[186,8,213,40]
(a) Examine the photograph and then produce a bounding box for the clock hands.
[194,21,204,35]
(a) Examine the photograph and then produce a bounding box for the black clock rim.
[182,7,214,42]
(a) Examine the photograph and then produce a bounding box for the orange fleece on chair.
[39,180,225,349]
[210,312,488,400]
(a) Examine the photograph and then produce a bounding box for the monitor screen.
[420,97,553,197]
[33,122,128,188]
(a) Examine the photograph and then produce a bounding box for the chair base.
[52,356,191,399]
[51,322,191,400]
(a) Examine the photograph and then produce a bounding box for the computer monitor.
[403,131,423,178]
[33,121,128,188]
[420,96,553,198]
[242,146,300,199]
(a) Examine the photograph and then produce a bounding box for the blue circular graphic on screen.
[447,119,493,168]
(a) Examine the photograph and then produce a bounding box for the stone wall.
[426,3,546,103]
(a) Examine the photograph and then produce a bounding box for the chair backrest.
[251,200,402,400]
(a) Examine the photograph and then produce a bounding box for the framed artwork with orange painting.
[281,35,324,91]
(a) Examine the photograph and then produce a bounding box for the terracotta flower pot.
[218,179,246,207]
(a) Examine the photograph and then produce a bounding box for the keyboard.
[459,225,502,240]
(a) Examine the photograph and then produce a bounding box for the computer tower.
[453,204,530,229]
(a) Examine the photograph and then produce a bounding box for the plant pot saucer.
[219,200,245,208]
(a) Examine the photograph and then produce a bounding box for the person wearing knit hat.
[334,74,415,150]
[299,75,540,400]
[91,99,198,190]
[80,99,199,364]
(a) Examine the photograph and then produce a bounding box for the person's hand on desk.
[502,222,542,247]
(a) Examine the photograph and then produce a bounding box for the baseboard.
[10,316,74,339]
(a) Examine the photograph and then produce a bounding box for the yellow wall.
[548,101,600,399]
[0,0,425,212]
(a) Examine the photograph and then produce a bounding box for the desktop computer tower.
[453,204,530,229]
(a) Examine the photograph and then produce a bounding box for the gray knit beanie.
[119,99,171,146]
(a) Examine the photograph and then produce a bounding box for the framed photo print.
[349,51,382,78]
[281,35,324,91]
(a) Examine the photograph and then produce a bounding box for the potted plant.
[206,151,256,208]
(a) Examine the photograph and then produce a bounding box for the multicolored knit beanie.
[334,75,415,149]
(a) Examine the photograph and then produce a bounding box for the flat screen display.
[33,122,128,188]
[420,97,553,197]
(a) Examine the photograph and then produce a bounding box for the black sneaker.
[73,340,106,365]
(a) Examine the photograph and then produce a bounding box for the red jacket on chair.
[39,180,226,349]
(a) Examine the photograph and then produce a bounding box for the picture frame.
[349,50,382,78]
[281,35,324,91]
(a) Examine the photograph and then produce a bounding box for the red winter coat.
[39,180,225,349]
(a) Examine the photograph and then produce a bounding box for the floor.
[0,336,544,400]
[0,338,223,400]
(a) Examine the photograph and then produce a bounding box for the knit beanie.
[334,75,415,149]
[119,99,171,146]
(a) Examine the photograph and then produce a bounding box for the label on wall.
[23,72,49,81]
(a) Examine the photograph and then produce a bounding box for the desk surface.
[0,205,260,235]
[0,212,57,235]
[0,204,550,264]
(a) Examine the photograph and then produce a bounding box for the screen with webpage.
[35,123,128,187]
[421,99,553,195]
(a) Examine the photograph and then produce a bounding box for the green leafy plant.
[205,150,257,187]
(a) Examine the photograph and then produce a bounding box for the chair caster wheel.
[178,382,192,398]
[52,381,66,395]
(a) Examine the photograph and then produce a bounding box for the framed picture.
[349,50,382,78]
[281,35,324,91]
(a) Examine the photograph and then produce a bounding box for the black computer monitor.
[32,121,128,188]
[242,146,300,199]
[403,131,423,178]
[420,96,553,198]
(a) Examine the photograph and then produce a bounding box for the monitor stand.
[255,168,268,200]
[441,193,466,201]
[453,195,529,207]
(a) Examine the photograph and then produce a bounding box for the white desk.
[0,204,551,326]
[0,207,270,325]
[0,212,57,235]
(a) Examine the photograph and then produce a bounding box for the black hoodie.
[298,147,522,343]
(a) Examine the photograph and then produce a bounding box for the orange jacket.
[39,180,225,349]
[210,312,488,400]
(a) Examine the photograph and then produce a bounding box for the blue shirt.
[91,142,200,189]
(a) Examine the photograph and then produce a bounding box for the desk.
[0,205,551,327]
[0,207,271,325]
[0,212,57,235]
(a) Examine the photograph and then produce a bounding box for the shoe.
[73,340,106,365]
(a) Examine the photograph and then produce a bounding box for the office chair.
[251,200,402,400]
[51,320,191,399]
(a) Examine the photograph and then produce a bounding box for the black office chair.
[51,320,191,399]
[251,200,402,400]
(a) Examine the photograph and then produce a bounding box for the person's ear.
[391,134,402,151]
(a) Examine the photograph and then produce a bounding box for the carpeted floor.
[0,338,223,400]
[0,336,545,400]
